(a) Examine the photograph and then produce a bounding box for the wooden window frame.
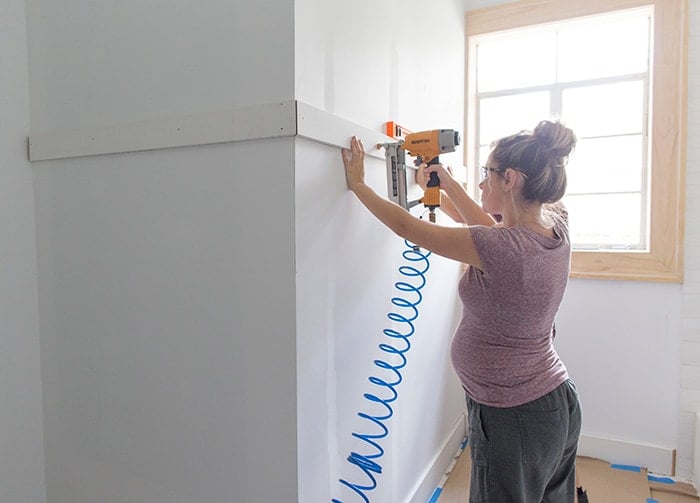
[465,0,687,282]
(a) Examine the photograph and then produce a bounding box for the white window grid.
[469,14,652,251]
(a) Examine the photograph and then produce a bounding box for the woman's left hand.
[342,136,365,192]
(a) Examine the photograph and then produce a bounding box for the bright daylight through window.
[475,9,651,250]
[465,0,686,281]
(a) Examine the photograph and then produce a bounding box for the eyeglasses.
[480,166,528,181]
[480,166,502,180]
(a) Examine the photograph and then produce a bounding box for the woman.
[342,120,582,502]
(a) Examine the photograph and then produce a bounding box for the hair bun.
[533,120,576,159]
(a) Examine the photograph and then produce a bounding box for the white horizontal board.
[296,101,392,159]
[29,100,298,161]
[28,100,394,162]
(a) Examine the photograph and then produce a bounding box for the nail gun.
[380,126,461,223]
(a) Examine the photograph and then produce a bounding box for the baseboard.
[405,413,467,503]
[693,413,700,490]
[578,433,676,475]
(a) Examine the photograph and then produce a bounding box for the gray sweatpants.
[466,380,582,503]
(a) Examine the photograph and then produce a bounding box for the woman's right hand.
[417,163,455,189]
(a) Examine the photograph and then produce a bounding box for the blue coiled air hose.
[332,239,431,503]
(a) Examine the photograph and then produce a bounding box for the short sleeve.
[544,203,570,243]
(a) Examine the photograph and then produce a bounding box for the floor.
[436,443,700,502]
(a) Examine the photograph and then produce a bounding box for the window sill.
[570,249,683,282]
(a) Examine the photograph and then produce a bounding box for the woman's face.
[479,155,507,214]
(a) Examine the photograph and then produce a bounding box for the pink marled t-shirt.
[450,212,570,407]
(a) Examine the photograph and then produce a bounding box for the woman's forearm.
[437,192,466,223]
[442,179,496,227]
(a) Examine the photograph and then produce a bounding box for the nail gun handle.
[423,154,441,211]
[422,156,441,222]
[426,155,440,188]
[427,171,440,188]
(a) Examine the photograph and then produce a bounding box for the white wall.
[27,1,299,502]
[0,1,46,502]
[296,0,467,130]
[681,0,700,481]
[295,0,468,500]
[26,0,470,500]
[295,139,466,502]
[33,141,298,503]
[555,281,681,452]
[26,0,294,134]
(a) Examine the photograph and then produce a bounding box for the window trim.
[464,0,687,282]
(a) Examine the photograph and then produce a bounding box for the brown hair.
[490,120,576,204]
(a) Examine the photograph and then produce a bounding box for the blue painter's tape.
[429,437,469,502]
[611,464,642,472]
[427,487,443,503]
[647,498,660,503]
[648,475,674,484]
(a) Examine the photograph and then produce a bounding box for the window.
[465,0,687,281]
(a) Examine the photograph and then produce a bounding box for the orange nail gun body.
[381,126,460,222]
